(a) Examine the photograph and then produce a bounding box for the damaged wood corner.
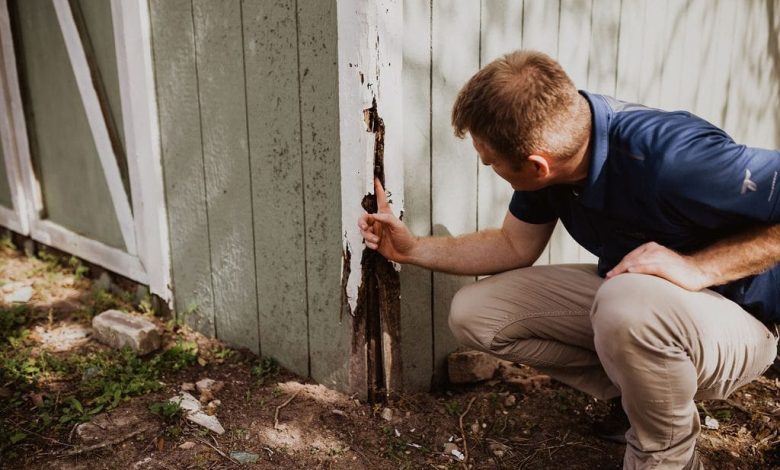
[350,99,401,403]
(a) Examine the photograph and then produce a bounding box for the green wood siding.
[192,0,259,353]
[296,0,348,391]
[74,0,129,196]
[151,0,347,386]
[12,0,125,249]
[243,0,309,374]
[149,0,215,336]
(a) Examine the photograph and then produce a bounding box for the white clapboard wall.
[400,0,780,387]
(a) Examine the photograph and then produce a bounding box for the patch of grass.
[149,398,184,423]
[159,338,198,371]
[138,294,155,317]
[0,305,29,342]
[0,338,198,448]
[0,233,15,251]
[213,346,236,363]
[444,399,463,417]
[68,256,89,280]
[381,425,409,461]
[251,356,279,384]
[90,288,121,316]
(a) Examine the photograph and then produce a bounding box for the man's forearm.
[692,224,780,286]
[401,229,533,276]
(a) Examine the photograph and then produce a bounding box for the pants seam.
[488,310,589,353]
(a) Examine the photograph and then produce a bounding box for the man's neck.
[554,95,593,186]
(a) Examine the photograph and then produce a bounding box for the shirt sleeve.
[508,189,558,224]
[656,115,780,225]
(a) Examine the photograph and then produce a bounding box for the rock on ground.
[447,350,506,384]
[75,407,158,445]
[92,310,161,355]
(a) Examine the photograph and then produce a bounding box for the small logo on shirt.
[741,169,757,194]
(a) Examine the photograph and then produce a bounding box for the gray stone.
[95,271,112,292]
[4,285,33,303]
[381,407,393,421]
[447,350,503,384]
[229,451,259,464]
[171,392,225,434]
[92,310,161,355]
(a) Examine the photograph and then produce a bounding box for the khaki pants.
[448,264,778,469]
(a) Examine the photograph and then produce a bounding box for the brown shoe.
[591,398,629,444]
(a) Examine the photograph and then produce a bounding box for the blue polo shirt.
[509,91,780,324]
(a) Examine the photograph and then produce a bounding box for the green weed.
[158,338,198,371]
[0,233,15,251]
[68,256,89,280]
[149,398,184,423]
[444,399,463,417]
[251,356,279,383]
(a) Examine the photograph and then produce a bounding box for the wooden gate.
[0,0,170,302]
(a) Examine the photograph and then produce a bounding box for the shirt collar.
[578,90,612,211]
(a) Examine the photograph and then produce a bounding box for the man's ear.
[527,154,551,178]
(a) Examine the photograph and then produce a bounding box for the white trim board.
[52,0,137,255]
[110,0,172,304]
[31,219,148,284]
[0,205,24,234]
[0,0,30,234]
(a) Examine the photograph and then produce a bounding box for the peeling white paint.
[337,0,403,314]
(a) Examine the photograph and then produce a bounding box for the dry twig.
[65,428,145,456]
[274,390,301,429]
[197,437,239,464]
[459,396,478,469]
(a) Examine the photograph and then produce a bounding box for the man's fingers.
[358,213,373,231]
[370,212,397,226]
[374,177,390,210]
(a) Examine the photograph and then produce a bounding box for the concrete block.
[447,350,503,384]
[92,310,161,355]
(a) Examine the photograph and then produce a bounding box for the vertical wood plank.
[477,0,523,232]
[636,0,667,107]
[722,1,749,140]
[522,0,560,56]
[149,0,215,335]
[551,0,591,265]
[677,0,712,114]
[615,0,646,102]
[726,0,779,148]
[298,0,350,390]
[580,0,619,264]
[692,0,736,125]
[523,0,561,265]
[431,0,481,384]
[243,0,309,373]
[192,0,259,353]
[400,0,433,392]
[586,0,619,97]
[657,0,688,111]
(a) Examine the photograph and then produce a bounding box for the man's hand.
[358,178,418,263]
[606,242,712,291]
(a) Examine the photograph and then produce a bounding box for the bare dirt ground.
[1,238,778,469]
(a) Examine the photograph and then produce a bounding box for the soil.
[1,242,778,469]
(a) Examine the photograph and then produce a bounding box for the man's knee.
[591,274,670,359]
